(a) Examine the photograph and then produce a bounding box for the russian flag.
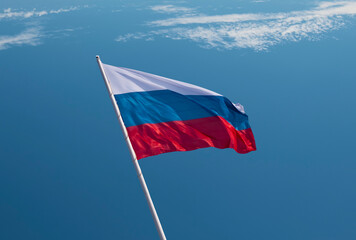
[102,63,256,160]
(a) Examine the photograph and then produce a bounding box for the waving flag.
[102,63,256,160]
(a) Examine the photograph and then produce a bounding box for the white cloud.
[0,6,78,20]
[117,1,356,51]
[150,5,195,14]
[0,6,83,50]
[49,7,78,14]
[0,27,42,50]
[115,32,150,42]
[149,1,356,26]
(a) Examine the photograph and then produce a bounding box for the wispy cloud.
[116,1,356,51]
[0,7,78,20]
[251,0,268,3]
[0,6,83,50]
[150,1,356,27]
[0,27,42,50]
[150,5,195,14]
[0,27,82,51]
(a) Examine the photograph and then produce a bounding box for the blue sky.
[1,1,356,239]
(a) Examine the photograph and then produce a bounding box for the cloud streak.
[150,5,195,14]
[150,1,356,27]
[0,6,83,50]
[116,1,356,51]
[0,27,42,50]
[0,7,78,20]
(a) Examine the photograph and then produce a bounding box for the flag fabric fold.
[102,63,256,159]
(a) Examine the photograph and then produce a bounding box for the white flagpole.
[96,56,167,240]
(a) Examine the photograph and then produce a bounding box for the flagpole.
[96,56,167,240]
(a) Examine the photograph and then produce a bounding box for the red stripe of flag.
[127,116,256,160]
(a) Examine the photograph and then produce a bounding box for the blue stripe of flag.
[114,90,250,130]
